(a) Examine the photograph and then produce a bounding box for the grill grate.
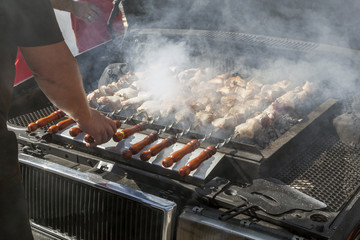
[277,134,360,211]
[8,105,59,129]
[20,164,164,240]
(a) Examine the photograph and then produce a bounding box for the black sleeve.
[12,0,64,47]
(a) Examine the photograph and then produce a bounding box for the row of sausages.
[27,109,217,176]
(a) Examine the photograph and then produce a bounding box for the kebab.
[48,118,76,134]
[83,111,146,144]
[211,80,291,129]
[178,134,233,176]
[233,81,316,141]
[125,116,180,161]
[27,109,65,132]
[119,108,179,160]
[138,110,197,163]
[161,130,213,168]
[87,73,135,107]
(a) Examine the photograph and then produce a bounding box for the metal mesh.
[8,105,60,129]
[137,29,320,52]
[278,133,360,211]
[21,163,164,240]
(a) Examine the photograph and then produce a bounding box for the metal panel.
[19,154,176,240]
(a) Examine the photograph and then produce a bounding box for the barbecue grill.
[8,0,360,239]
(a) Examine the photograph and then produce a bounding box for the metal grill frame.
[19,153,177,240]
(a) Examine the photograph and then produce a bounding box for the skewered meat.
[114,87,138,100]
[234,117,262,139]
[208,73,231,87]
[224,75,247,88]
[97,96,122,110]
[177,68,201,84]
[211,114,239,129]
[137,100,162,117]
[195,111,215,126]
[217,86,235,95]
[87,73,136,107]
[220,95,237,109]
[234,81,315,139]
[87,89,102,107]
[174,108,195,124]
[259,80,290,101]
[212,80,293,129]
[122,92,153,107]
[244,79,263,99]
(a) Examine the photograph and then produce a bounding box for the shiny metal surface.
[19,153,177,240]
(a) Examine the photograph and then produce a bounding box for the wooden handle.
[122,132,158,160]
[48,118,75,134]
[84,134,94,143]
[130,132,159,154]
[69,127,83,137]
[83,120,121,143]
[140,136,177,161]
[179,145,217,177]
[113,122,147,142]
[122,122,147,138]
[27,110,65,131]
[162,139,200,168]
[113,131,124,142]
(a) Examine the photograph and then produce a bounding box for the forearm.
[35,60,91,123]
[20,42,91,124]
[50,0,75,13]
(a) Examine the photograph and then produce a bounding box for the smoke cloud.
[110,0,360,140]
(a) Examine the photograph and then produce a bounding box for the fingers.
[83,111,117,147]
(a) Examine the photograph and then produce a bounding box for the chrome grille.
[19,155,175,240]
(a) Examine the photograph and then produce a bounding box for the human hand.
[77,108,117,147]
[71,1,102,24]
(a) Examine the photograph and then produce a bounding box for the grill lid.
[121,0,360,49]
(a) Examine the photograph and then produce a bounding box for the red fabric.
[14,49,33,85]
[71,0,124,53]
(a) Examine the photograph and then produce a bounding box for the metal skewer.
[161,128,214,168]
[178,134,234,177]
[139,120,178,161]
[27,109,65,132]
[123,118,178,161]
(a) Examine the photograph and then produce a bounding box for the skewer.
[111,111,160,143]
[122,131,159,160]
[139,120,178,161]
[161,129,213,168]
[177,134,234,177]
[140,136,177,161]
[27,110,65,132]
[48,118,76,134]
[179,135,234,177]
[84,110,142,144]
[178,145,216,177]
[123,118,177,161]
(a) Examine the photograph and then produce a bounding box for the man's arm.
[20,41,116,146]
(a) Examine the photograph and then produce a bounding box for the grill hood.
[122,0,360,50]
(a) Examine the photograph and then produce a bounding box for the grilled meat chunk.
[97,96,122,110]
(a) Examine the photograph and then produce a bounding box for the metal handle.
[162,139,200,168]
[178,145,216,176]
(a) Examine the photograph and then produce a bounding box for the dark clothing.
[0,131,33,240]
[0,0,63,128]
[0,0,63,238]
